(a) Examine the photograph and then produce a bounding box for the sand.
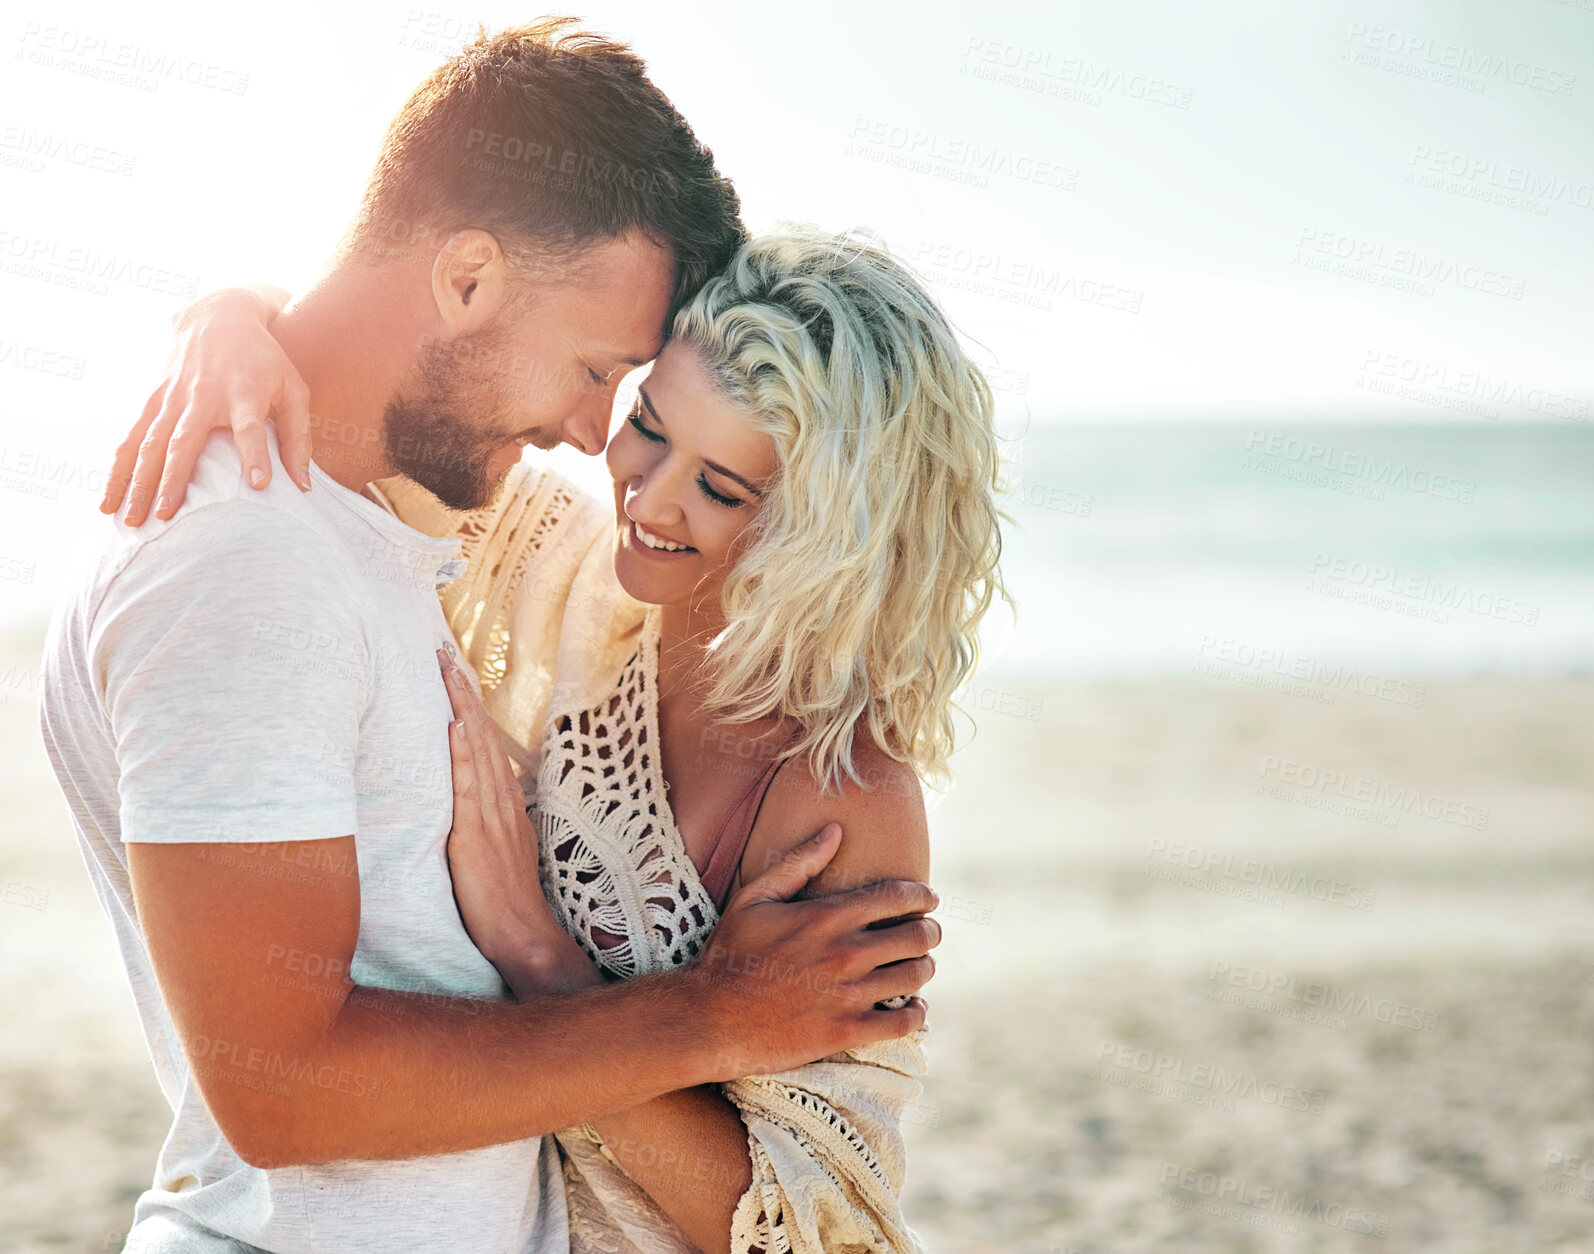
[3,617,1591,1252]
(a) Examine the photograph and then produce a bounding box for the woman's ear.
[431,229,509,333]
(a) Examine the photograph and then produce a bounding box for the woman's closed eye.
[696,473,745,509]
[626,410,748,509]
[626,410,664,444]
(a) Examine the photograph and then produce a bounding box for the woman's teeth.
[636,522,693,552]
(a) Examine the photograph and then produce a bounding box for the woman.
[106,227,1008,1253]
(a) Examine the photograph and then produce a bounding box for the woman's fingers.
[447,716,480,809]
[477,691,521,832]
[458,668,512,846]
[276,375,314,491]
[438,650,504,841]
[102,384,164,516]
[226,393,271,496]
[440,653,486,841]
[123,398,181,527]
[147,394,249,521]
[439,653,475,780]
[438,649,473,727]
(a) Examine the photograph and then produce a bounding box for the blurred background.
[2,0,1592,1250]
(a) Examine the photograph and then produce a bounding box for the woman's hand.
[438,649,600,996]
[103,284,310,525]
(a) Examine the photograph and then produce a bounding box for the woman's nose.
[626,474,683,525]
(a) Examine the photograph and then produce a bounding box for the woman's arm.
[440,648,757,1251]
[103,283,309,525]
[736,738,932,903]
[566,742,938,1254]
[713,739,937,1254]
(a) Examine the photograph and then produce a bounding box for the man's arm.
[130,828,931,1168]
[475,746,938,1254]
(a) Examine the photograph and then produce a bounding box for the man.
[39,21,936,1253]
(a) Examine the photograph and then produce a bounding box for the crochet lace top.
[536,609,736,979]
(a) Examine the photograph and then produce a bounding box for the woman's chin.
[610,545,677,607]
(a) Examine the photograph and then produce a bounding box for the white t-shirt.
[38,429,568,1253]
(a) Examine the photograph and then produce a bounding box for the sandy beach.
[3,615,1591,1252]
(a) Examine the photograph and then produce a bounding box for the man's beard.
[382,326,524,512]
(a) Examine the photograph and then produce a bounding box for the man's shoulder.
[111,431,348,571]
[47,434,302,642]
[53,442,362,665]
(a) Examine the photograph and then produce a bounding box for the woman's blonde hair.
[671,225,1010,792]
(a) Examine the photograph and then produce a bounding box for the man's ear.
[431,229,510,334]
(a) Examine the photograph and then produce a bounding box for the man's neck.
[271,264,428,494]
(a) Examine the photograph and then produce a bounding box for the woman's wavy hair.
[671,226,1011,793]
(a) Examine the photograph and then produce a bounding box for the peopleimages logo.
[959,37,1195,110]
[1307,553,1540,627]
[1408,146,1594,211]
[1342,23,1577,96]
[846,118,1079,191]
[1195,634,1427,708]
[1258,756,1489,831]
[1543,1150,1594,1199]
[1355,349,1589,423]
[0,228,200,299]
[1241,430,1475,503]
[0,336,87,380]
[1097,1042,1328,1114]
[185,1033,383,1100]
[1207,961,1439,1032]
[911,239,1143,314]
[1295,228,1526,301]
[0,125,136,176]
[1160,1164,1392,1237]
[16,23,250,95]
[1143,838,1377,911]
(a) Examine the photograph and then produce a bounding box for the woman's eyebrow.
[638,385,765,498]
[638,385,665,426]
[702,458,763,497]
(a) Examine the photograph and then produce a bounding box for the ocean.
[990,422,1594,679]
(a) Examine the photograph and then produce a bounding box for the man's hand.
[104,284,308,525]
[686,826,939,1078]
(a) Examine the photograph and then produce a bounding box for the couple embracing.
[40,19,1005,1254]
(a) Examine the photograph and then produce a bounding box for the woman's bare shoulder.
[741,735,929,898]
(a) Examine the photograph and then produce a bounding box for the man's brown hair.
[349,17,745,318]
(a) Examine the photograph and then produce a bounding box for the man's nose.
[562,383,614,456]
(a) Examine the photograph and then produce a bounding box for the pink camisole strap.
[697,744,797,913]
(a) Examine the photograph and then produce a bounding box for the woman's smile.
[628,518,698,559]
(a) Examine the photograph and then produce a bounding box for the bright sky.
[1,0,1590,622]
